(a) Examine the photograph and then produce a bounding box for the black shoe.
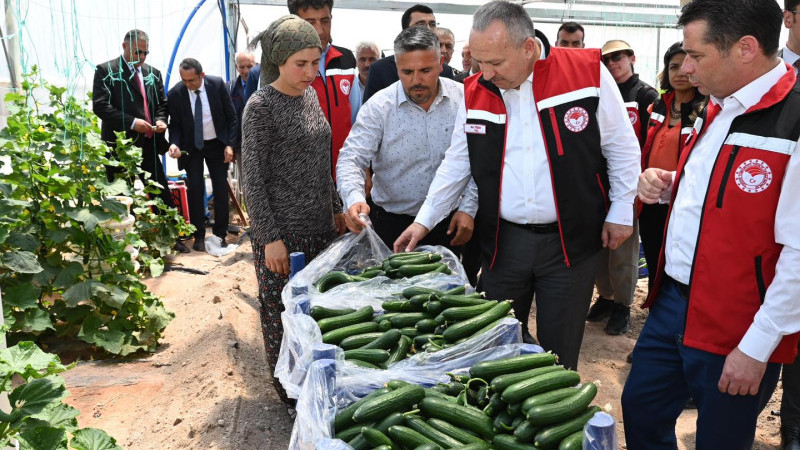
[604,304,630,335]
[587,297,615,322]
[626,350,633,363]
[192,238,206,252]
[522,331,538,345]
[174,241,190,254]
[783,425,800,450]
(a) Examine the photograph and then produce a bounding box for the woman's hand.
[264,240,289,275]
[334,213,347,235]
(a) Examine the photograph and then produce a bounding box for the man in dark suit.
[229,51,254,193]
[92,29,189,253]
[167,58,237,252]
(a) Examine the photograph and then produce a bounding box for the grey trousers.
[481,221,601,370]
[595,220,640,307]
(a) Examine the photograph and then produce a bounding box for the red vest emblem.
[735,159,773,193]
[564,106,589,132]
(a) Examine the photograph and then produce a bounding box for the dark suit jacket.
[244,64,261,104]
[362,55,456,104]
[227,75,247,151]
[167,74,236,151]
[92,56,170,155]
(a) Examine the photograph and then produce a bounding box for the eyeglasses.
[602,52,628,64]
[789,9,799,14]
[135,49,150,56]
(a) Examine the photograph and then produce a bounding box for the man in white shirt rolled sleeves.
[337,26,478,252]
[394,0,641,369]
[626,0,800,448]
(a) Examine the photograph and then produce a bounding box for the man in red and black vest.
[394,0,641,370]
[626,0,800,447]
[586,40,658,336]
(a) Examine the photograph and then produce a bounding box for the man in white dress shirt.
[626,0,800,448]
[394,0,641,369]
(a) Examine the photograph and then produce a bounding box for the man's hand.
[133,118,154,134]
[224,146,235,163]
[447,212,474,246]
[601,222,633,250]
[394,223,430,253]
[718,347,768,396]
[154,120,167,133]
[638,168,674,204]
[345,202,371,233]
[264,240,289,275]
[168,144,182,159]
[334,213,347,235]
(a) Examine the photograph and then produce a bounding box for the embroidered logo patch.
[464,124,486,134]
[735,159,772,194]
[628,110,638,125]
[339,79,351,96]
[564,107,589,132]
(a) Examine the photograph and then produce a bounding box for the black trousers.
[369,201,461,257]
[186,139,229,239]
[638,202,670,288]
[783,342,800,430]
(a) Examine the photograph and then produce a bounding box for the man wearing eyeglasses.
[93,29,189,253]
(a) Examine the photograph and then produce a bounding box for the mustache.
[411,85,428,90]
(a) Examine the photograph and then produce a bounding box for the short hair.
[393,25,441,57]
[677,0,782,57]
[179,58,203,75]
[401,4,434,30]
[288,0,333,14]
[235,50,255,62]
[658,41,687,91]
[124,29,148,43]
[472,0,535,47]
[786,0,800,11]
[355,41,380,56]
[436,27,455,40]
[557,21,584,36]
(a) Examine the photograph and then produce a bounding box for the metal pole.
[4,0,21,90]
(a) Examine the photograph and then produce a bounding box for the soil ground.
[58,240,783,449]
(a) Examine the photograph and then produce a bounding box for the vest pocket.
[596,173,609,212]
[716,145,740,208]
[548,109,565,156]
[754,255,766,304]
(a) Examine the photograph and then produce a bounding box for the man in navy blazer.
[167,58,237,252]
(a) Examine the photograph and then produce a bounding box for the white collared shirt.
[415,46,640,230]
[665,60,800,361]
[188,80,217,142]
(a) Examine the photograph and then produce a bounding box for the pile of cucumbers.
[332,352,603,449]
[309,285,516,368]
[314,251,453,293]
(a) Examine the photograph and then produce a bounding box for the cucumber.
[433,324,447,334]
[443,285,467,296]
[348,359,382,369]
[426,418,485,445]
[375,313,402,323]
[503,370,581,404]
[490,365,564,393]
[414,333,437,349]
[340,332,386,350]
[361,427,395,448]
[423,388,459,404]
[442,301,498,321]
[483,392,507,417]
[378,320,393,332]
[316,271,353,292]
[387,251,428,260]
[410,293,436,309]
[521,387,579,412]
[402,286,443,299]
[387,380,412,390]
[439,295,489,308]
[382,300,421,312]
[335,387,392,430]
[359,268,383,279]
[400,327,419,338]
[476,385,489,408]
[386,335,413,365]
[442,301,512,342]
[348,412,405,450]
[469,352,558,381]
[513,421,538,444]
[448,372,471,384]
[437,382,465,397]
[493,434,538,450]
[527,382,597,427]
[415,318,438,334]
[434,313,447,326]
[493,410,515,432]
[413,445,439,450]
[425,300,444,315]
[534,405,600,448]
[363,329,403,350]
[512,416,525,429]
[450,443,491,450]
[335,422,370,441]
[432,264,452,274]
[353,384,426,423]
[507,402,523,417]
[418,397,494,440]
[322,321,379,345]
[317,306,375,334]
[398,263,447,277]
[344,349,391,364]
[309,306,356,321]
[557,430,583,450]
[466,316,513,340]
[389,253,442,267]
[387,425,440,449]
[391,312,433,328]
[405,415,465,449]
[374,446,393,450]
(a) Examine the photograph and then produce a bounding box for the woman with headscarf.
[639,41,706,288]
[241,15,345,405]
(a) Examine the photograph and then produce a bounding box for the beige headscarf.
[259,15,322,87]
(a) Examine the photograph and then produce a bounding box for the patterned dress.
[241,85,340,403]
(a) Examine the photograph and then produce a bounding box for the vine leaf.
[1,251,43,273]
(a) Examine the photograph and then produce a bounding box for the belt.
[502,219,559,234]
[668,276,690,300]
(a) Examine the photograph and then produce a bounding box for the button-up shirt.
[336,77,478,217]
[188,80,217,142]
[664,60,800,362]
[415,45,640,230]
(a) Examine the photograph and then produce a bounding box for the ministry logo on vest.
[628,110,638,125]
[735,159,773,194]
[339,79,351,96]
[564,107,589,132]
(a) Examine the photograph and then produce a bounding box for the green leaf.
[7,232,39,252]
[1,251,44,273]
[65,209,111,232]
[0,342,69,382]
[89,329,125,355]
[148,258,164,277]
[8,376,67,418]
[145,303,174,332]
[99,199,127,217]
[18,425,68,450]
[62,281,109,307]
[52,262,83,288]
[46,229,71,244]
[4,283,40,310]
[15,308,55,333]
[70,428,121,450]
[28,402,80,432]
[100,286,128,309]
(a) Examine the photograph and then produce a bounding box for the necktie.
[133,69,153,138]
[194,90,204,150]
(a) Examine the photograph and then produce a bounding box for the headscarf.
[259,15,322,87]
